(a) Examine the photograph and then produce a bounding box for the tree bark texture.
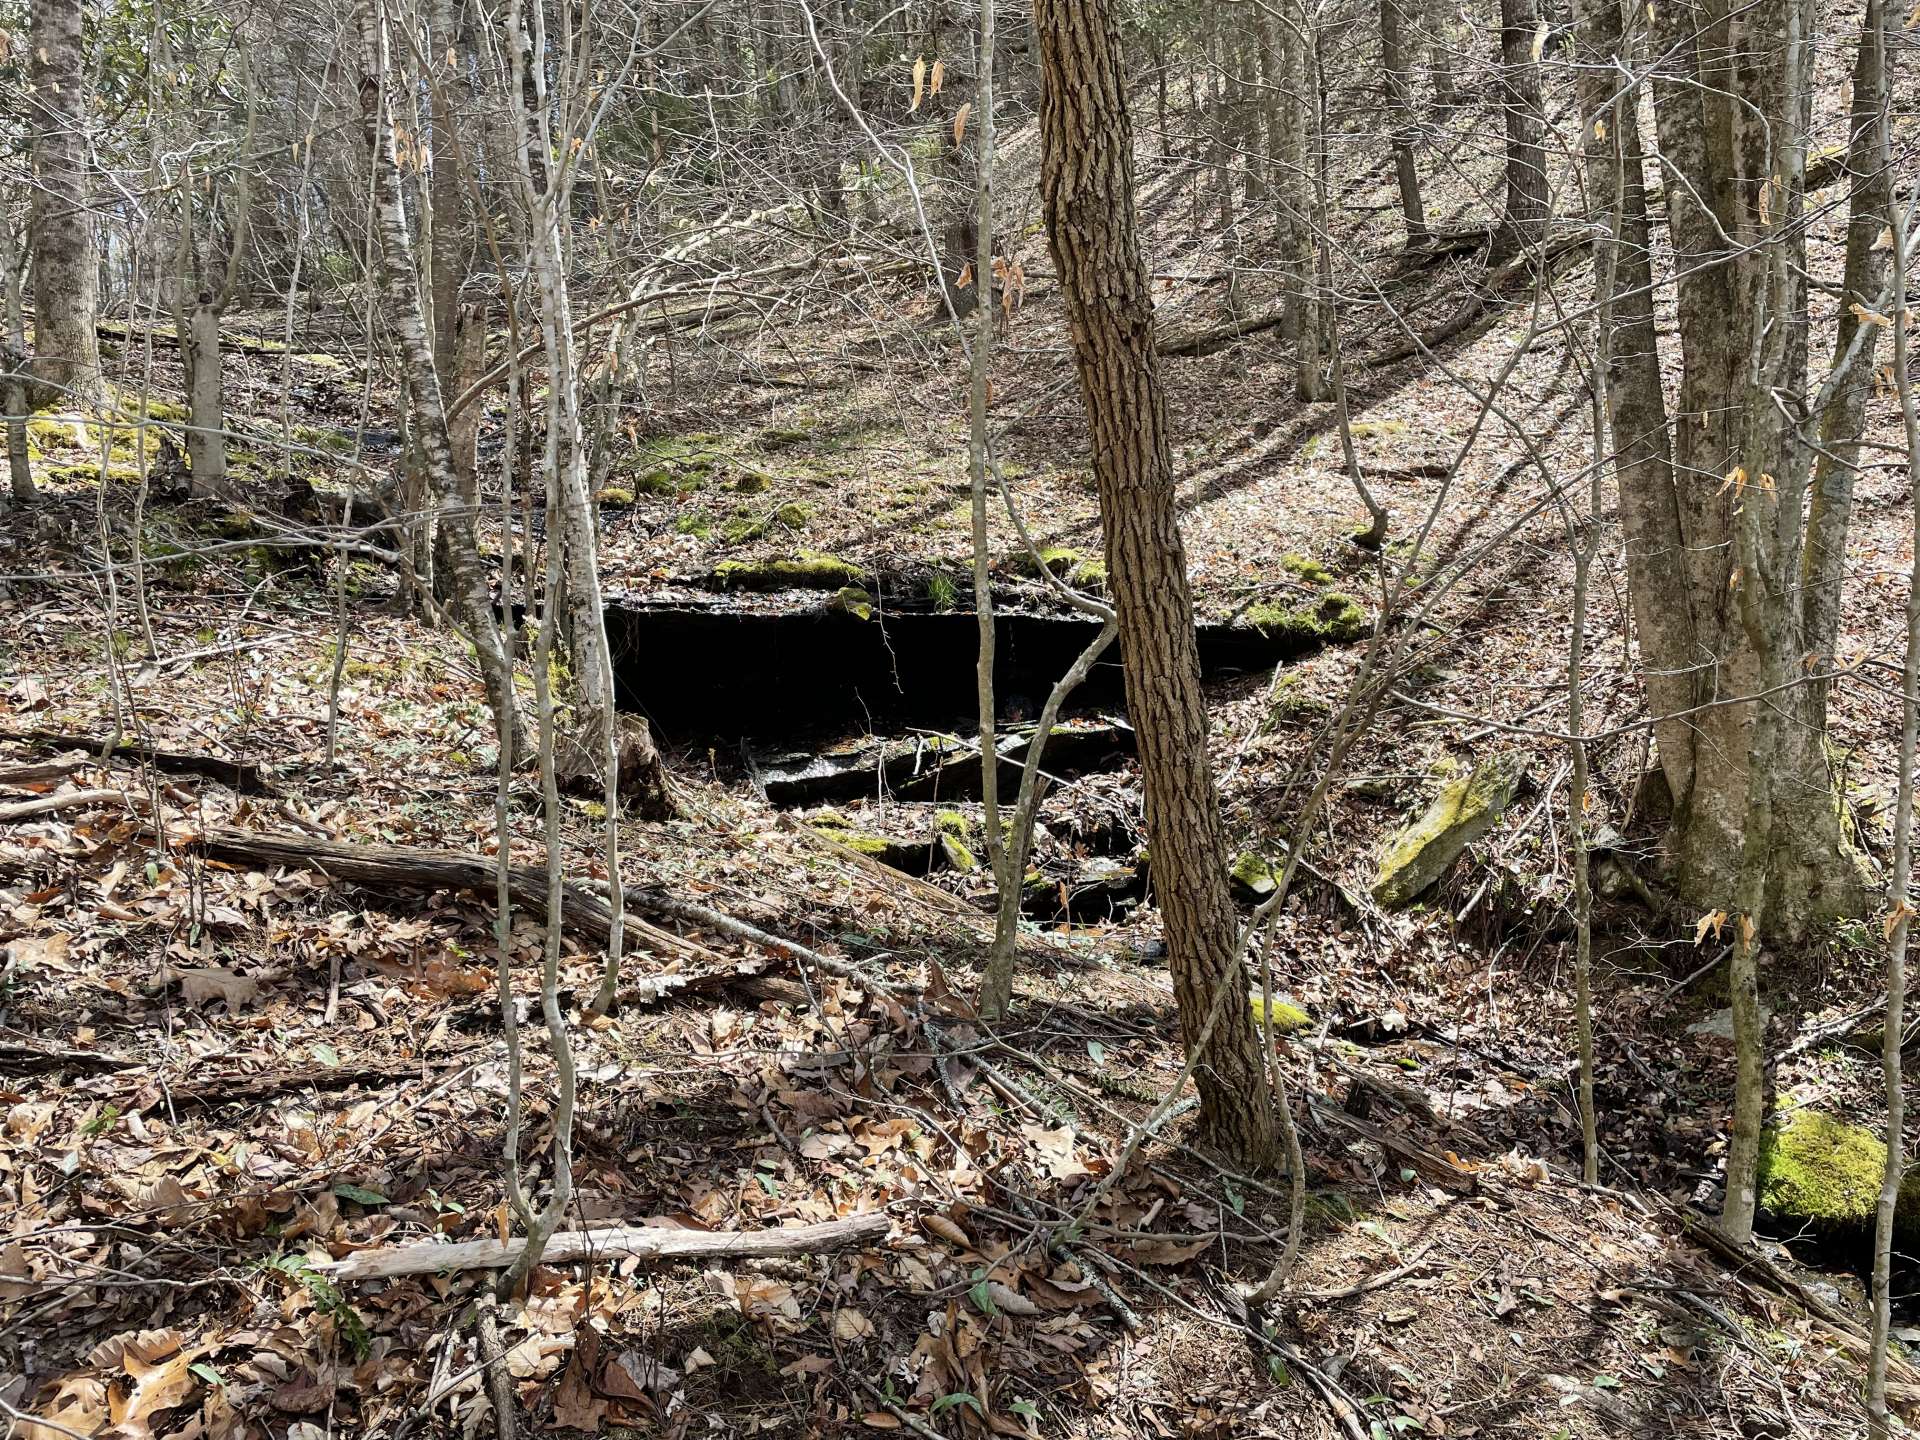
[1033,0,1276,1164]
[27,0,103,410]
[1630,0,1868,935]
[1379,0,1427,240]
[1491,0,1548,259]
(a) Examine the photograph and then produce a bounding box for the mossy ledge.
[1242,592,1368,646]
[710,551,868,592]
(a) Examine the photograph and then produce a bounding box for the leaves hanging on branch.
[953,101,972,146]
[910,55,927,111]
[930,58,946,96]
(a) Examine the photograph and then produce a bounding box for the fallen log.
[1364,227,1592,369]
[320,1211,891,1281]
[0,787,132,824]
[3,729,276,794]
[0,758,89,789]
[168,825,880,990]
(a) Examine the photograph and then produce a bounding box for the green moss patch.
[1756,1109,1920,1243]
[711,551,869,592]
[1242,592,1368,645]
[1250,996,1311,1033]
[1280,552,1334,586]
[1230,850,1280,901]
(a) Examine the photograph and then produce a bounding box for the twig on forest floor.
[472,1295,518,1440]
[319,1212,891,1281]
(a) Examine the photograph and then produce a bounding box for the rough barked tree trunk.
[1633,0,1868,938]
[1034,0,1277,1164]
[1490,0,1548,259]
[27,0,103,413]
[358,0,521,753]
[1378,0,1427,241]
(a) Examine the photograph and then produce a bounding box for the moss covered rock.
[1230,850,1279,902]
[934,811,978,872]
[1756,1109,1920,1242]
[1372,760,1521,907]
[712,551,868,592]
[1250,996,1311,1033]
[809,812,933,873]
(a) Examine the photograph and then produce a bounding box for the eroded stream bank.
[604,597,1356,742]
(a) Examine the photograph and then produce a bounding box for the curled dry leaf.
[921,1213,973,1249]
[953,101,971,145]
[833,1307,876,1341]
[111,1346,199,1438]
[982,1280,1039,1317]
[16,1377,108,1440]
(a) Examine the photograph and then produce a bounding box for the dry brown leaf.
[910,55,926,112]
[833,1308,876,1341]
[552,1334,607,1432]
[504,1332,573,1379]
[977,1280,1039,1317]
[953,101,971,145]
[16,1376,108,1440]
[1020,1123,1091,1180]
[1126,1235,1212,1266]
[922,1214,973,1249]
[111,1345,198,1438]
[0,1240,35,1299]
[8,932,71,971]
[173,965,260,1009]
[929,58,945,95]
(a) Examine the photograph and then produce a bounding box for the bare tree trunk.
[358,0,521,752]
[1378,0,1427,240]
[969,0,1012,1020]
[1,222,32,501]
[1490,0,1548,259]
[1034,0,1277,1164]
[1276,3,1329,402]
[1868,14,1914,1423]
[26,0,103,413]
[1424,0,1459,106]
[1637,0,1868,938]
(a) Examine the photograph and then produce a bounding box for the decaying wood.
[1679,1208,1920,1394]
[165,825,879,993]
[779,813,989,927]
[1365,228,1592,368]
[0,787,131,823]
[1308,1097,1479,1192]
[0,1040,139,1074]
[320,1211,891,1280]
[0,757,88,788]
[2,729,276,793]
[155,1052,478,1106]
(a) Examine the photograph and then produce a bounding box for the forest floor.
[3,66,1917,1440]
